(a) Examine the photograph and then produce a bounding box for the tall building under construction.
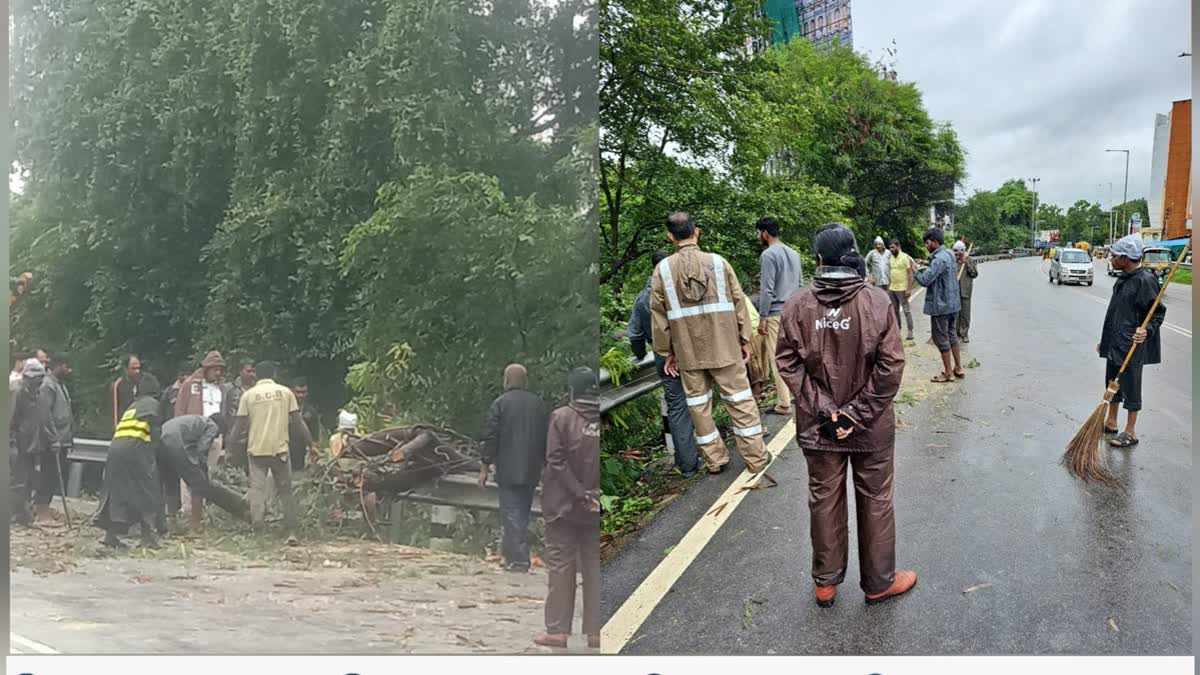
[750,0,852,52]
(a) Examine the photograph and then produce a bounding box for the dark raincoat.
[1099,266,1165,368]
[95,395,163,533]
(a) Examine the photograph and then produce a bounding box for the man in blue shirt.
[914,227,963,383]
[627,250,699,476]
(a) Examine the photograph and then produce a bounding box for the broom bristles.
[1060,399,1122,489]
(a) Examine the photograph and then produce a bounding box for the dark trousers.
[159,445,250,521]
[544,517,601,636]
[35,447,67,507]
[10,452,35,524]
[157,449,183,515]
[1105,359,1144,411]
[289,441,306,472]
[656,353,699,474]
[803,447,897,595]
[498,483,536,568]
[957,296,972,340]
[888,290,915,336]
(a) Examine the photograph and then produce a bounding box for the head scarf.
[1110,234,1144,260]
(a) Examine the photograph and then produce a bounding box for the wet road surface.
[602,256,1191,655]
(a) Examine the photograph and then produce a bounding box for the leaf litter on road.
[962,583,992,594]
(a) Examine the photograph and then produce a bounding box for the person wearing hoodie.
[10,359,46,526]
[775,222,915,608]
[479,364,549,572]
[650,212,770,475]
[533,367,601,651]
[96,374,165,548]
[175,351,227,470]
[627,249,699,477]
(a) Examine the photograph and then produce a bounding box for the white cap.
[337,409,358,431]
[952,241,966,252]
[1110,234,1144,260]
[874,236,884,245]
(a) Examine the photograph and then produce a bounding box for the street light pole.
[1028,177,1040,245]
[1106,149,1129,237]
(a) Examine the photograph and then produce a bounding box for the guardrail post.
[429,504,458,551]
[659,390,674,456]
[67,462,84,499]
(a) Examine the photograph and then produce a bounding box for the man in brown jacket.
[650,212,769,475]
[175,351,227,471]
[775,222,916,608]
[533,367,600,650]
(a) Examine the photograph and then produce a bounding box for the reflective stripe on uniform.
[695,430,721,445]
[685,391,712,407]
[720,388,753,403]
[660,253,736,320]
[732,424,762,438]
[114,413,151,442]
[711,253,728,303]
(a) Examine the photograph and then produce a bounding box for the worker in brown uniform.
[534,367,600,650]
[650,212,770,475]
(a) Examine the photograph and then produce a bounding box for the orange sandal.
[814,584,836,608]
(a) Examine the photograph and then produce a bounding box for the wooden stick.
[956,243,974,282]
[1113,240,1190,378]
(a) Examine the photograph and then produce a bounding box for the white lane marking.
[601,419,796,654]
[1079,294,1192,338]
[10,633,59,654]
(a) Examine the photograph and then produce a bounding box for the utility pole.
[1106,149,1129,237]
[1028,177,1040,246]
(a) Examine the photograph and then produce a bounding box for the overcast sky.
[854,0,1191,209]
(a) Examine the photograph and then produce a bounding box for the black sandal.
[930,374,954,383]
[953,369,966,379]
[1103,425,1119,436]
[1109,432,1139,448]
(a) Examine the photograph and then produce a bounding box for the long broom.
[1061,240,1190,488]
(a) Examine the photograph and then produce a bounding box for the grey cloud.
[855,0,1190,208]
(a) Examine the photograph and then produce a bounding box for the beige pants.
[680,361,768,473]
[761,316,791,410]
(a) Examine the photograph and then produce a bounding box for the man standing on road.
[111,354,142,431]
[953,241,979,343]
[35,352,73,523]
[754,216,803,416]
[479,364,548,572]
[775,222,915,608]
[914,228,963,383]
[176,351,228,471]
[1097,234,1166,449]
[650,212,769,475]
[10,359,46,526]
[534,367,600,651]
[885,239,916,341]
[227,361,309,545]
[865,236,891,289]
[627,250,699,476]
[159,413,250,530]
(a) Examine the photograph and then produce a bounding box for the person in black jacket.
[479,363,548,572]
[1098,235,1167,449]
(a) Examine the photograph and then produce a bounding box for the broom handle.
[1114,240,1190,377]
[956,243,973,281]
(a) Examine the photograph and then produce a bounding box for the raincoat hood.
[812,267,868,307]
[675,243,712,303]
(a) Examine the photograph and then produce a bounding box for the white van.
[1050,248,1094,286]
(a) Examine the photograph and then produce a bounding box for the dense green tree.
[11,0,595,434]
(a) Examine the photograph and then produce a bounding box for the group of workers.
[9,349,322,548]
[478,364,601,650]
[626,213,985,607]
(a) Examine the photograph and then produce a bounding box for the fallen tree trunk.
[334,425,482,495]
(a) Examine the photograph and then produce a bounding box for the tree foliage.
[11,0,596,434]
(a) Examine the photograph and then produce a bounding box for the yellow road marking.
[601,419,797,654]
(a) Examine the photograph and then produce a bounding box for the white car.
[1050,248,1094,286]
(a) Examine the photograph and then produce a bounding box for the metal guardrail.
[61,437,531,514]
[599,253,1029,415]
